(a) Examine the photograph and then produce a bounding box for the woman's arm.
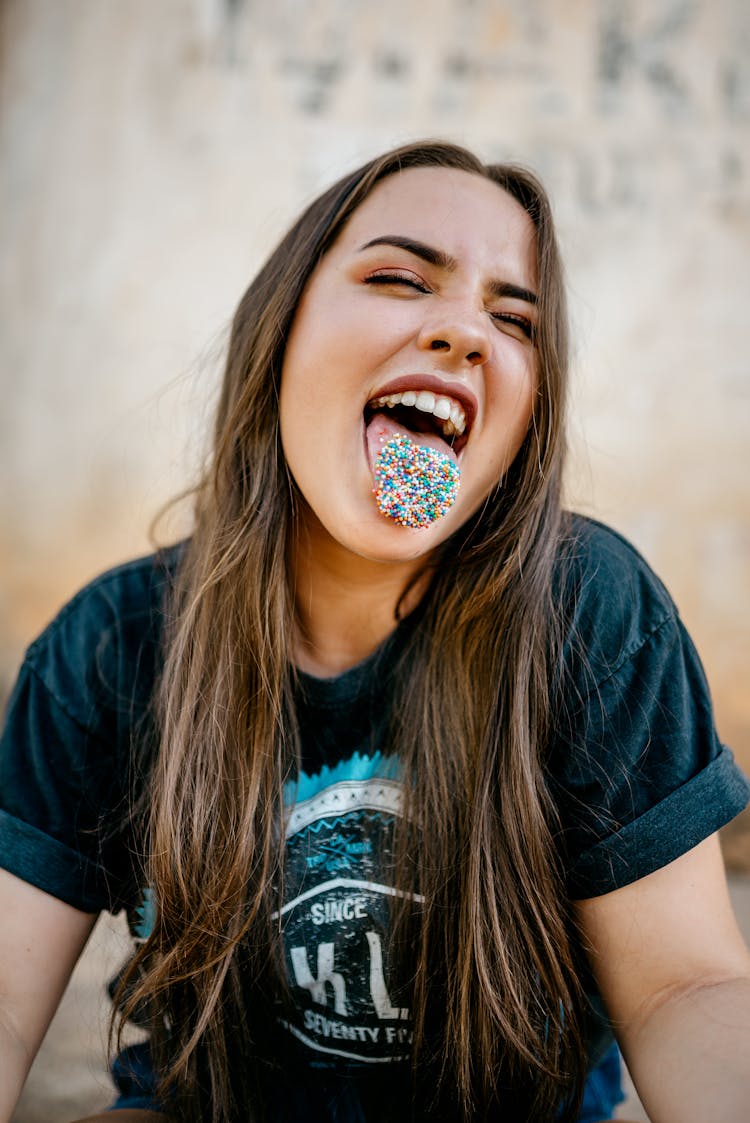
[576,833,750,1123]
[0,868,96,1123]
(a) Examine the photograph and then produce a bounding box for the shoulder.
[559,514,673,603]
[555,515,677,692]
[30,545,181,642]
[21,545,183,733]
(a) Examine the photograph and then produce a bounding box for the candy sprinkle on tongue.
[373,434,460,529]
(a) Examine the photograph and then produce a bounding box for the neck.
[290,518,430,678]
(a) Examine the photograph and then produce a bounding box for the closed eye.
[363,271,430,294]
[491,311,535,341]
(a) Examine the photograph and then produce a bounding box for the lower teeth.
[373,435,460,529]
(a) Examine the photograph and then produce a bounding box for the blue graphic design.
[284,750,402,805]
[127,750,417,1067]
[279,752,417,1065]
[132,885,156,941]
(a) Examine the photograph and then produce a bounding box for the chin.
[342,511,460,564]
[299,485,471,567]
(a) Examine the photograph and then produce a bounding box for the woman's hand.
[576,833,750,1123]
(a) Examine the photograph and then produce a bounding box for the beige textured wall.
[1,1,749,807]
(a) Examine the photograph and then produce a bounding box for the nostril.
[466,351,483,364]
[430,339,450,351]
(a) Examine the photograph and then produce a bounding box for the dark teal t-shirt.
[1,516,748,1088]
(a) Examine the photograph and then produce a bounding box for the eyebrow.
[358,235,538,306]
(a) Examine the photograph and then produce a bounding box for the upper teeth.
[368,390,466,438]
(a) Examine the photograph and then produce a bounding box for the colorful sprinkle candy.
[373,434,460,529]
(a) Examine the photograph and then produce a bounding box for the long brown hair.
[116,141,584,1121]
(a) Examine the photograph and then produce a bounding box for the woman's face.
[280,166,539,566]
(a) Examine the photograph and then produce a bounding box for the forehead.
[337,166,537,282]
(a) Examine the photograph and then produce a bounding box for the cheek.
[280,306,338,428]
[279,347,321,474]
[471,359,536,489]
[489,349,537,428]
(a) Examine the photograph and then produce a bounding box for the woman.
[1,141,749,1123]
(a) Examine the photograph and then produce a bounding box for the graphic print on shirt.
[277,750,420,1064]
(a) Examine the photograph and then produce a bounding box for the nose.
[416,304,491,367]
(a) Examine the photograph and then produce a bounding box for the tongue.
[365,412,461,530]
[365,410,456,476]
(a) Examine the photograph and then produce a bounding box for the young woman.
[1,141,749,1123]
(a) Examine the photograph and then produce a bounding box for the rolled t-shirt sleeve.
[549,520,750,899]
[0,661,121,912]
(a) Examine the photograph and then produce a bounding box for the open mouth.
[364,389,471,457]
[363,384,473,528]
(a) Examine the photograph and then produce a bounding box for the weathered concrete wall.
[1,1,749,812]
